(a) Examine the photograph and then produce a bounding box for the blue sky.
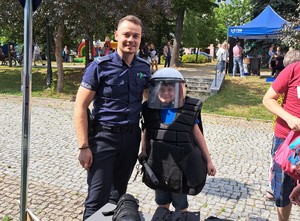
[216,0,231,3]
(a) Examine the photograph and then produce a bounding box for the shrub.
[181,54,208,63]
[160,55,165,64]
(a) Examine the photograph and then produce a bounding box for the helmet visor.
[148,80,185,109]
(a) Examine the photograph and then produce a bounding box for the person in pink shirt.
[263,60,300,221]
[232,40,244,77]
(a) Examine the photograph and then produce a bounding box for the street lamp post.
[46,18,53,88]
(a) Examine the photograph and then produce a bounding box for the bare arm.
[263,87,300,131]
[139,129,147,157]
[290,185,300,206]
[143,88,149,101]
[74,86,96,169]
[193,125,216,176]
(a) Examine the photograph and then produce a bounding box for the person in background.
[9,45,16,59]
[266,49,300,202]
[33,43,45,66]
[232,40,244,77]
[216,43,226,74]
[140,68,216,212]
[139,42,149,61]
[62,45,69,62]
[102,36,112,56]
[163,41,172,67]
[273,55,285,76]
[149,43,158,72]
[74,15,151,220]
[0,47,5,64]
[223,42,230,75]
[263,52,300,220]
[94,39,103,57]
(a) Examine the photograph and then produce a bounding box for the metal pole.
[46,18,53,88]
[20,0,33,220]
[215,64,218,87]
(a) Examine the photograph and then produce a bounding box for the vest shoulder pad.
[94,55,112,65]
[185,97,202,110]
[136,56,150,66]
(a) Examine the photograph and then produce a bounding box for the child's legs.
[170,192,188,211]
[155,190,188,211]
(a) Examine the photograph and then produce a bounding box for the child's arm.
[139,129,147,158]
[192,124,216,176]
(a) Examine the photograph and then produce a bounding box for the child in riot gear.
[140,68,216,212]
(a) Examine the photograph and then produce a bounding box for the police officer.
[74,15,151,220]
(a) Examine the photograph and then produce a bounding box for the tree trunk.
[89,34,94,61]
[85,38,89,68]
[54,21,64,93]
[171,7,185,67]
[84,33,94,68]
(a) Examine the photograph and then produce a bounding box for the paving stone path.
[1,65,300,220]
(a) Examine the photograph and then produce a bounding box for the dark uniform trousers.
[83,124,141,220]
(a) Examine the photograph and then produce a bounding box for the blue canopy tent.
[228,5,289,39]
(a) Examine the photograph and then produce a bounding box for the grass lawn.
[0,64,274,121]
[203,74,273,121]
[0,66,84,99]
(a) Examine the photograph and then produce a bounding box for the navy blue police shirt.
[81,51,151,126]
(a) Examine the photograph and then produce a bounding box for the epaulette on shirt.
[136,56,150,66]
[94,55,112,64]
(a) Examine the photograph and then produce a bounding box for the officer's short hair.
[118,15,142,29]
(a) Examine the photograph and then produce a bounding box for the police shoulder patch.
[136,56,150,66]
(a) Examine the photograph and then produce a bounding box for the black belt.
[94,124,137,134]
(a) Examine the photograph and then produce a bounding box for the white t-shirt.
[34,45,41,55]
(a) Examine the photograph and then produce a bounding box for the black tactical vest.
[142,97,207,195]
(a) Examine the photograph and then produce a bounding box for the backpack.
[112,194,141,221]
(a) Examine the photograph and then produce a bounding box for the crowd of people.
[139,41,173,73]
[215,41,288,78]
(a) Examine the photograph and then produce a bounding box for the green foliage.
[2,215,12,221]
[160,55,165,64]
[0,0,24,44]
[182,10,217,49]
[213,0,253,43]
[249,1,299,49]
[252,0,298,18]
[280,2,300,49]
[181,54,208,63]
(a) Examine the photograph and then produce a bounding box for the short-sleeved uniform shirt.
[272,62,300,138]
[81,51,151,126]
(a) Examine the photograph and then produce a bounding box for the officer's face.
[115,20,142,55]
[158,85,175,104]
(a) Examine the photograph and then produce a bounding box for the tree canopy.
[1,0,300,91]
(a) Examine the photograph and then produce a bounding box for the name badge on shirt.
[297,86,300,99]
